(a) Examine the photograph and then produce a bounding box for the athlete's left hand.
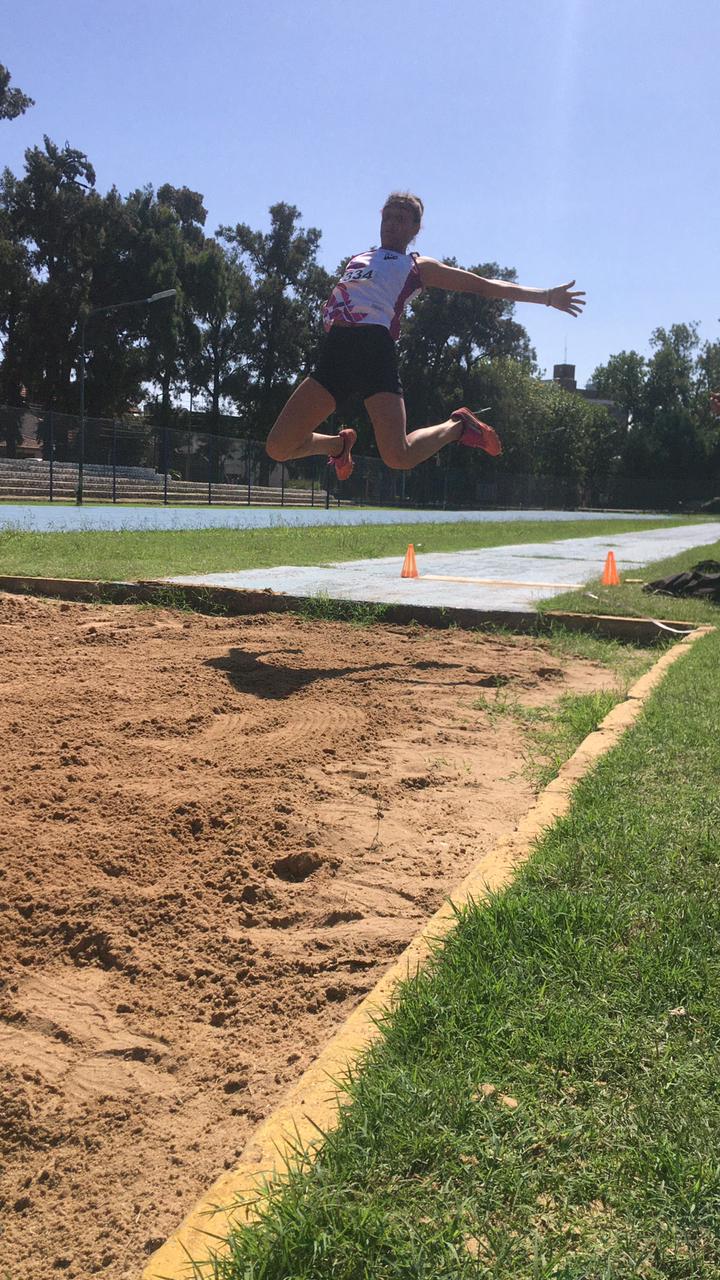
[547,281,586,316]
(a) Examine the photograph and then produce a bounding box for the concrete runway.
[167,521,720,613]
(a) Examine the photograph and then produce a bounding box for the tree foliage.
[400,260,536,428]
[0,65,34,121]
[1,138,101,410]
[591,323,720,504]
[218,203,333,429]
[0,123,718,506]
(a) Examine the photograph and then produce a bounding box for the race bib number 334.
[342,268,374,282]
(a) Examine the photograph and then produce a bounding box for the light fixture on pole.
[77,288,177,505]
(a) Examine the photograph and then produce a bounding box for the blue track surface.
[0,505,671,534]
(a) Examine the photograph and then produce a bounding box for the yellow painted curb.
[143,624,714,1280]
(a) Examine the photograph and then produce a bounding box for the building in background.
[545,363,627,425]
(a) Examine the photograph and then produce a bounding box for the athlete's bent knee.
[265,436,290,463]
[378,446,411,471]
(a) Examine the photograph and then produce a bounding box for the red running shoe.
[328,428,357,481]
[451,407,503,457]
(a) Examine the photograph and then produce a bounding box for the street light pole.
[78,315,87,505]
[76,289,177,505]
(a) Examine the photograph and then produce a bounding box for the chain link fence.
[0,404,349,507]
[1,402,715,512]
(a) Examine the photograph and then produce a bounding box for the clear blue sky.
[4,0,720,386]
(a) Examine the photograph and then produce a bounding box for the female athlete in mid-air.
[266,192,586,480]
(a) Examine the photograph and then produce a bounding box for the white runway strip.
[167,522,720,614]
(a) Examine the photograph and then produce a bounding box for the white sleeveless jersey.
[322,248,422,340]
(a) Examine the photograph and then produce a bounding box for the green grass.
[540,538,720,626]
[296,592,391,626]
[536,624,663,676]
[202,627,720,1279]
[472,688,621,790]
[0,517,707,582]
[471,627,660,790]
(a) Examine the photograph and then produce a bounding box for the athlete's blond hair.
[382,191,424,229]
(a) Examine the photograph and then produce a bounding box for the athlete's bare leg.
[365,392,463,470]
[266,378,344,462]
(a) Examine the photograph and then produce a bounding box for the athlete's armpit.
[415,257,492,293]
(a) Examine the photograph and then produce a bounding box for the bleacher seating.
[0,457,343,506]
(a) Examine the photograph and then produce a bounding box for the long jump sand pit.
[1,592,621,1278]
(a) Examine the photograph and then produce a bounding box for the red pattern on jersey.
[322,249,421,336]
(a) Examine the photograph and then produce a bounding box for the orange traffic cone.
[401,543,419,579]
[601,550,621,586]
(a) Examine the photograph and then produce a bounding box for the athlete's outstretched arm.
[416,258,585,317]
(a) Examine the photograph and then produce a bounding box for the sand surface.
[0,593,617,1278]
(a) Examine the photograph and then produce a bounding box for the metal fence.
[1,402,715,512]
[0,404,348,506]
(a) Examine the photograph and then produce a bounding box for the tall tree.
[592,324,720,504]
[697,337,720,396]
[1,137,102,410]
[77,187,157,423]
[588,350,646,425]
[0,204,31,411]
[0,204,31,452]
[696,338,720,484]
[140,185,207,431]
[218,203,332,435]
[639,324,707,495]
[183,239,253,430]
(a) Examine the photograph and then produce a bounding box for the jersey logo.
[384,253,398,260]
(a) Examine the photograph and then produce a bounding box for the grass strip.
[540,537,720,627]
[473,687,621,791]
[0,517,705,582]
[471,626,659,792]
[208,627,720,1280]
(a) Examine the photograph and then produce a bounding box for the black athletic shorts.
[309,324,403,404]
